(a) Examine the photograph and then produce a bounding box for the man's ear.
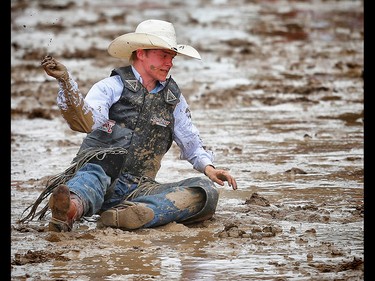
[136,49,146,61]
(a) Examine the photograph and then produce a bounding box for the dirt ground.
[11,0,364,280]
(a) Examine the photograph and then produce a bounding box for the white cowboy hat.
[107,19,201,61]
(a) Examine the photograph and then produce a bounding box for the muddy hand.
[41,55,68,80]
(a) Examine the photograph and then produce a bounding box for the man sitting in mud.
[34,19,237,232]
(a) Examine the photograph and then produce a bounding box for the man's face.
[142,49,177,82]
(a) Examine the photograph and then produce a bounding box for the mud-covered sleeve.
[173,94,215,173]
[56,73,122,132]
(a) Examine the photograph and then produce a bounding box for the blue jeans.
[66,163,218,227]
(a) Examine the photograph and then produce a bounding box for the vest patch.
[151,116,170,127]
[98,119,115,133]
[166,89,177,103]
[125,80,139,91]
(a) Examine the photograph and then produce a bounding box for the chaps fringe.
[18,147,127,224]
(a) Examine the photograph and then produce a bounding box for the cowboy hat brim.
[107,33,201,60]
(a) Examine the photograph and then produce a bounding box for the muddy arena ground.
[11,0,364,280]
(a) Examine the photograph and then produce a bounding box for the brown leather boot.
[48,185,83,232]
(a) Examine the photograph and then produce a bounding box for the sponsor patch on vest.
[125,80,139,92]
[166,89,177,103]
[151,116,170,127]
[98,119,115,133]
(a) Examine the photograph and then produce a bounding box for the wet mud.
[11,0,363,280]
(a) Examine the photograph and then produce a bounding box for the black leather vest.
[75,66,181,179]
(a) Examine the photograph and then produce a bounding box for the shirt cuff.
[195,157,214,174]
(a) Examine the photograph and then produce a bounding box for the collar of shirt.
[131,65,167,94]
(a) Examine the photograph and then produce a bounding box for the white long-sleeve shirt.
[56,67,214,173]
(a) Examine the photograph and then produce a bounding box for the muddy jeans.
[65,163,219,227]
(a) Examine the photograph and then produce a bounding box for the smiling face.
[135,49,177,83]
